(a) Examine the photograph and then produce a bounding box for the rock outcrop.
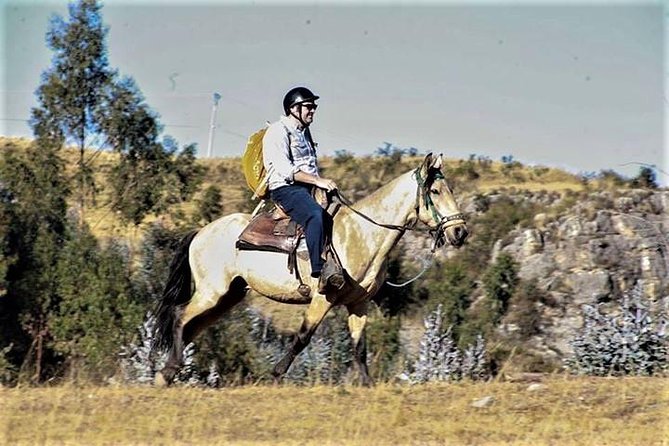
[493,190,668,359]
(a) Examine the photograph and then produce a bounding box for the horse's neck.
[334,170,417,279]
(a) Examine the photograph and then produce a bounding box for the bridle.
[334,165,466,252]
[413,166,466,227]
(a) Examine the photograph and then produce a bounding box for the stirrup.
[297,283,311,297]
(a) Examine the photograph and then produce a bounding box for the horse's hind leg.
[272,294,334,380]
[182,277,248,345]
[155,277,247,386]
[154,312,186,387]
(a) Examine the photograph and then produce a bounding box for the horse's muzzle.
[439,218,468,248]
[448,224,468,247]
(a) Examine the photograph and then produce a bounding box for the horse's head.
[413,153,468,248]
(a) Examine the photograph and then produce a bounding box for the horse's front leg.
[272,294,333,381]
[347,300,373,387]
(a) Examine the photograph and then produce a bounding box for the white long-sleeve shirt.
[262,115,319,191]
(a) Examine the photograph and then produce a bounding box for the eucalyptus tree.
[31,0,204,225]
[30,0,113,217]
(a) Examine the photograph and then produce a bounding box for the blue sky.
[2,0,666,184]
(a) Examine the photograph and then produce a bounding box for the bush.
[631,166,658,189]
[366,306,402,381]
[567,284,668,376]
[192,185,223,224]
[127,305,355,386]
[400,304,489,383]
[507,279,551,340]
[420,259,475,341]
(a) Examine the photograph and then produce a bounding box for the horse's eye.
[430,188,439,195]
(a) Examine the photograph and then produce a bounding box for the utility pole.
[206,92,221,158]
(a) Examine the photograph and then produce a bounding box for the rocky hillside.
[496,190,667,358]
[397,186,668,370]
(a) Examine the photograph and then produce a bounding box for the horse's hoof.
[154,371,169,387]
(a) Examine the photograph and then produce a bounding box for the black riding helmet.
[283,87,319,115]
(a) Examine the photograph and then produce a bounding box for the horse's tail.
[153,230,199,352]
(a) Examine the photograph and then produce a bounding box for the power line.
[619,162,669,178]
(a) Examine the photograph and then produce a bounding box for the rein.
[333,190,415,232]
[333,167,465,238]
[332,166,466,287]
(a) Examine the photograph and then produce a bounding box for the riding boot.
[318,252,345,294]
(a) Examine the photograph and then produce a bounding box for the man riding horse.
[262,86,345,294]
[153,88,469,387]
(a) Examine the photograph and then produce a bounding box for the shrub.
[366,306,402,381]
[421,260,475,341]
[631,166,658,189]
[400,304,489,383]
[566,284,668,376]
[126,306,355,386]
[507,279,550,340]
[333,149,355,166]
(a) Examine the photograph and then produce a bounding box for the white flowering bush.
[400,304,489,383]
[120,312,203,386]
[567,285,668,376]
[119,313,161,384]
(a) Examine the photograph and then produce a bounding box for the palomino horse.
[153,153,468,386]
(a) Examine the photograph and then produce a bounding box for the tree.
[632,166,658,189]
[30,0,114,216]
[193,185,223,225]
[32,0,204,226]
[0,142,70,383]
[101,79,204,225]
[482,253,519,320]
[422,260,475,341]
[0,181,15,298]
[51,224,142,380]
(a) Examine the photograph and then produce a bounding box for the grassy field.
[2,377,667,445]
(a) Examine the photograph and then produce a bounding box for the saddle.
[235,188,341,296]
[235,207,304,255]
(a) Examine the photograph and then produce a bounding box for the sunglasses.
[301,103,318,111]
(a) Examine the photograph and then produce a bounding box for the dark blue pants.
[270,184,331,277]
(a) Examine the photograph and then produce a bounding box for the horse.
[153,153,468,386]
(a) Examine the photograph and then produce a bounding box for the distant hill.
[0,136,589,238]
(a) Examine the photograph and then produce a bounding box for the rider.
[262,86,345,293]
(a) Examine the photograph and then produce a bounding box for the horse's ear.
[432,154,443,170]
[418,153,434,183]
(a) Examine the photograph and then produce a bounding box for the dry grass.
[2,377,667,445]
